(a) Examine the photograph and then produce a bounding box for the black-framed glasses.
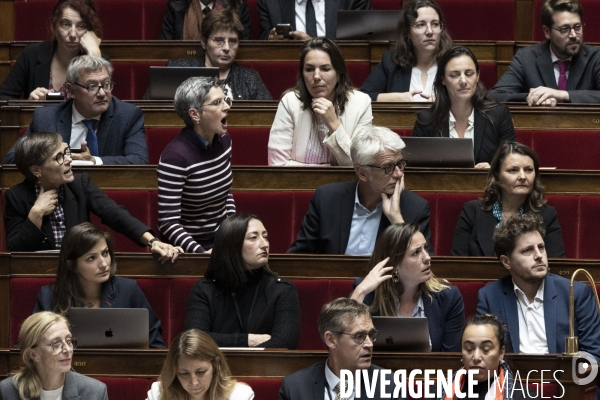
[339,330,378,345]
[33,337,78,354]
[52,147,72,165]
[203,97,233,108]
[551,23,584,36]
[367,159,407,175]
[74,81,115,95]
[412,21,443,33]
[209,37,239,47]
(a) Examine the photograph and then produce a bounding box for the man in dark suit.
[2,55,148,165]
[477,213,600,360]
[258,0,371,40]
[279,298,399,400]
[288,126,433,255]
[488,0,600,106]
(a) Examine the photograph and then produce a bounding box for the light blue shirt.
[345,183,382,256]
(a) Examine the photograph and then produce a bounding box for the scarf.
[183,0,225,40]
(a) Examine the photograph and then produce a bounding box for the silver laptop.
[336,11,401,41]
[372,316,430,352]
[148,66,219,100]
[401,137,475,168]
[67,308,149,348]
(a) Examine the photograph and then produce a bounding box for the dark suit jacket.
[353,279,464,352]
[2,97,148,165]
[34,276,165,348]
[477,274,600,360]
[279,363,399,400]
[412,103,516,165]
[257,0,372,40]
[4,173,151,251]
[0,42,54,100]
[0,371,107,400]
[160,0,251,39]
[288,180,433,254]
[360,50,412,101]
[488,41,600,103]
[451,200,566,257]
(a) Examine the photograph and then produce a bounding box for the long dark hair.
[50,0,103,41]
[51,222,116,314]
[482,142,546,211]
[204,213,275,291]
[392,0,452,68]
[289,38,354,115]
[431,46,498,136]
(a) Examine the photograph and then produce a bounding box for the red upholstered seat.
[533,0,600,42]
[135,279,172,344]
[246,0,261,39]
[392,129,413,137]
[478,62,498,91]
[149,190,159,238]
[290,279,330,350]
[145,128,181,164]
[515,130,533,148]
[292,191,315,247]
[545,195,579,258]
[416,192,438,254]
[142,0,168,40]
[14,0,55,41]
[437,0,515,41]
[372,0,402,9]
[531,130,600,170]
[229,128,271,165]
[577,196,600,259]
[110,62,134,101]
[169,278,198,340]
[131,61,168,100]
[251,62,298,100]
[435,193,480,256]
[346,62,372,89]
[10,278,54,345]
[95,377,152,400]
[238,378,283,400]
[452,281,486,319]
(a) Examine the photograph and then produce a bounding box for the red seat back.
[531,130,600,170]
[169,278,198,340]
[545,195,579,258]
[452,281,486,319]
[10,278,54,345]
[229,128,271,165]
[434,193,480,256]
[290,279,330,350]
[95,377,152,400]
[135,278,171,344]
[438,0,515,40]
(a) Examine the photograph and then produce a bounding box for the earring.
[392,271,399,284]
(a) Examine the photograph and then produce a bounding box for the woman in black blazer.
[412,46,516,167]
[185,213,301,348]
[452,141,566,257]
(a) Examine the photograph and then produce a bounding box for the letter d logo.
[571,351,599,386]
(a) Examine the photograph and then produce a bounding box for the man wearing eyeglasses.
[280,298,397,400]
[2,55,148,165]
[288,126,433,255]
[488,0,600,106]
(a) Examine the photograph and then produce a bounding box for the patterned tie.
[81,119,99,156]
[305,0,318,37]
[334,381,349,400]
[556,60,570,91]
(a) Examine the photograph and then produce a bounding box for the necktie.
[556,60,570,91]
[202,6,210,15]
[334,381,349,400]
[81,119,99,156]
[305,0,318,37]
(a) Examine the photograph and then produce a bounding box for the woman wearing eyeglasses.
[34,223,166,348]
[4,132,183,261]
[351,223,464,352]
[0,0,104,100]
[412,46,515,168]
[360,0,452,102]
[0,311,107,400]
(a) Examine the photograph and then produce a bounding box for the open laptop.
[148,66,219,100]
[67,308,149,348]
[336,10,401,41]
[372,316,430,352]
[401,137,475,168]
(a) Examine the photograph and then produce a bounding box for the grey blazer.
[0,371,108,400]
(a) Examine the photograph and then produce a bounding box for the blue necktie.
[305,0,318,37]
[81,119,99,156]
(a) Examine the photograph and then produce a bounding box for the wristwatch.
[147,238,160,249]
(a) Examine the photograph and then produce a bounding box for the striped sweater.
[158,127,235,253]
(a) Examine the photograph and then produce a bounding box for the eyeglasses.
[74,81,115,95]
[339,330,378,345]
[58,20,87,33]
[203,97,233,108]
[412,21,443,33]
[210,37,239,47]
[551,23,584,36]
[33,337,78,354]
[366,159,407,175]
[52,147,72,165]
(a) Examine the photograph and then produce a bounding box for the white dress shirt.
[71,104,103,165]
[409,65,437,101]
[295,0,326,37]
[514,279,549,353]
[448,108,475,148]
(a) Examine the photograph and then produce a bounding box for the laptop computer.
[67,308,149,348]
[401,137,475,168]
[336,10,401,41]
[372,316,430,352]
[148,66,219,100]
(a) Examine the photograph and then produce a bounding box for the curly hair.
[49,0,103,41]
[493,213,546,259]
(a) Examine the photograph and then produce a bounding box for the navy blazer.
[488,41,600,104]
[0,371,107,400]
[288,180,433,255]
[360,51,412,101]
[477,274,600,361]
[353,278,464,352]
[451,200,566,258]
[257,0,372,40]
[4,173,151,251]
[412,103,516,165]
[2,97,148,165]
[279,363,400,400]
[34,276,165,348]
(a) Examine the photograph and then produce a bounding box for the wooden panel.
[0,1,14,42]
[516,0,534,41]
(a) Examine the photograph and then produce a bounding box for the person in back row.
[34,223,166,348]
[288,126,433,255]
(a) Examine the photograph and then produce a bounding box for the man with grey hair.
[157,77,234,253]
[3,55,148,164]
[279,298,397,400]
[288,126,433,255]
